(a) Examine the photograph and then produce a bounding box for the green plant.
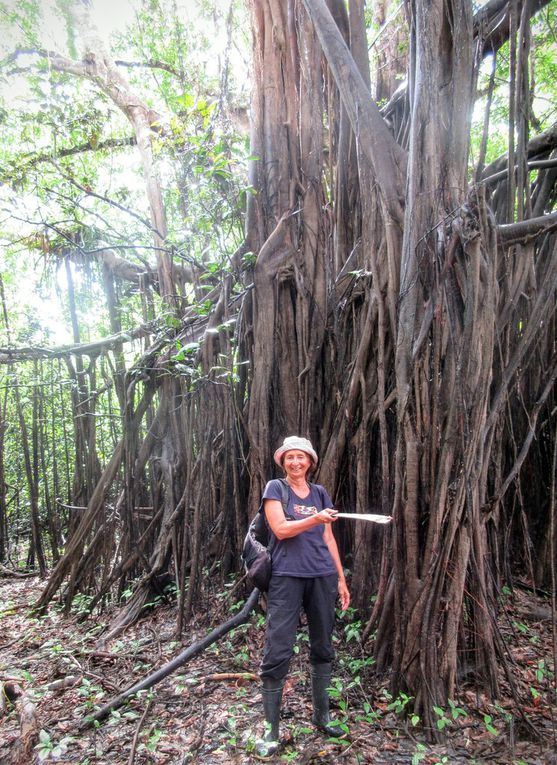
[292,630,309,655]
[535,659,552,682]
[326,679,350,728]
[71,592,94,617]
[215,710,242,748]
[41,639,66,657]
[482,714,497,735]
[107,708,139,725]
[447,698,467,720]
[137,727,163,753]
[35,730,74,761]
[255,613,266,628]
[493,702,512,724]
[346,655,376,676]
[280,751,299,762]
[432,705,451,731]
[412,743,427,765]
[513,621,529,635]
[354,700,381,724]
[431,699,466,731]
[0,599,16,617]
[344,619,362,643]
[387,691,413,716]
[383,689,420,726]
[76,677,105,710]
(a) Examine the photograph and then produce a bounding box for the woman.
[255,436,350,758]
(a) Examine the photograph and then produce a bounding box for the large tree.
[0,0,555,737]
[242,0,556,733]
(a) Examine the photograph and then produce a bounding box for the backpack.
[242,479,290,591]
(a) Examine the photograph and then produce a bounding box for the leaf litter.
[0,576,555,764]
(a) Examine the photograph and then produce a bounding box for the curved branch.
[2,46,89,77]
[0,137,136,182]
[475,0,552,57]
[86,248,194,292]
[113,58,181,77]
[481,158,557,187]
[0,321,157,363]
[90,249,156,283]
[482,123,557,179]
[497,211,557,245]
[3,47,167,131]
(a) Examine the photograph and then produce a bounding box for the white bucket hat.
[273,436,318,467]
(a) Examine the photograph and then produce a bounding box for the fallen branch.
[0,564,37,578]
[7,688,40,765]
[80,587,260,728]
[45,675,82,693]
[195,672,258,684]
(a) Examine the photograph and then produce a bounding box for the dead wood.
[45,675,82,693]
[195,672,258,684]
[0,680,22,715]
[0,564,36,578]
[8,694,40,765]
[80,587,260,728]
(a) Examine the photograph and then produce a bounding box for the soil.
[0,575,555,765]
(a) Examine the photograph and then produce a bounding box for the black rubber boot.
[254,678,283,759]
[311,664,347,738]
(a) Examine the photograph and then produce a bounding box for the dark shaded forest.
[0,0,556,762]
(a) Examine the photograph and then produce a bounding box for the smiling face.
[282,449,313,479]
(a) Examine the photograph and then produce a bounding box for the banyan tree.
[1,0,556,736]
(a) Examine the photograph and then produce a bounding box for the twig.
[127,696,152,765]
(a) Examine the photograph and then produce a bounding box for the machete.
[333,512,392,524]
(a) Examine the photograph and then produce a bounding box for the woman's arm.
[264,499,337,540]
[323,524,350,610]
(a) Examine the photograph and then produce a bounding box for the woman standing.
[255,436,350,758]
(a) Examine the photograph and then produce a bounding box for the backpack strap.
[263,479,292,552]
[278,478,291,517]
[258,478,291,519]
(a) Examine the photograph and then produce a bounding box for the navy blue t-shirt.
[262,479,337,578]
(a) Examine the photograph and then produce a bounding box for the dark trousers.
[260,574,338,681]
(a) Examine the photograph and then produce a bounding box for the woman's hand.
[315,507,338,524]
[266,501,337,539]
[338,579,350,611]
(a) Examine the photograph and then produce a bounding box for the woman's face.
[282,449,312,478]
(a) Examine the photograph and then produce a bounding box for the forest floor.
[0,575,555,765]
